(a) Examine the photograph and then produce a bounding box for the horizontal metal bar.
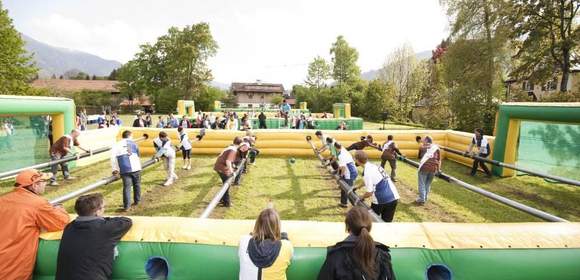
[49,158,157,205]
[199,158,247,219]
[441,146,580,187]
[0,135,148,180]
[397,156,568,222]
[307,140,383,223]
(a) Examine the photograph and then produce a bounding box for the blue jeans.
[50,154,70,182]
[218,172,232,206]
[417,170,435,203]
[341,178,355,205]
[121,172,141,209]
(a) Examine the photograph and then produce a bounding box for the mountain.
[22,34,122,78]
[361,50,433,81]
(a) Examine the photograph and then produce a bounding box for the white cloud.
[10,0,449,87]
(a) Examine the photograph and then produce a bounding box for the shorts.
[181,149,191,159]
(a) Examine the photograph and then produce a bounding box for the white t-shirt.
[363,162,400,204]
[337,147,356,180]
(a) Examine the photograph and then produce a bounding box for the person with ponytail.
[318,206,396,280]
[238,208,294,280]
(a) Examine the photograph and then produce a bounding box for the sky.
[4,0,449,87]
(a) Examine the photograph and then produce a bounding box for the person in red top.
[416,136,441,205]
[49,129,90,186]
[0,169,70,280]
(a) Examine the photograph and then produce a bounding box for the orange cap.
[15,169,52,187]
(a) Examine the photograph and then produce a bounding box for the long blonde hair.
[252,208,281,241]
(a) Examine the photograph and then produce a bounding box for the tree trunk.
[560,47,570,92]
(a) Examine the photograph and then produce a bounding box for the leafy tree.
[196,86,227,111]
[0,1,37,95]
[91,74,97,80]
[508,0,579,91]
[119,23,218,104]
[360,80,395,121]
[442,39,504,132]
[108,69,118,80]
[271,95,284,106]
[305,56,331,90]
[379,44,424,121]
[330,36,361,86]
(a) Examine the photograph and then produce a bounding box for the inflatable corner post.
[0,95,75,142]
[332,103,351,118]
[492,102,580,177]
[177,100,195,117]
[213,100,222,111]
[35,218,580,279]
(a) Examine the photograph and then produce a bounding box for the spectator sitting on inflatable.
[239,207,293,280]
[317,206,396,280]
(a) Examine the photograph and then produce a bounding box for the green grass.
[1,156,578,222]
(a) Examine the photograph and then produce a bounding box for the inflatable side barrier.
[34,217,580,279]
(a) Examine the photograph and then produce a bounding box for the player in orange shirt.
[0,169,70,280]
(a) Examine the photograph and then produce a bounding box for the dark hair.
[159,131,168,138]
[177,127,184,133]
[233,136,243,145]
[315,130,323,136]
[74,193,104,216]
[475,128,484,135]
[415,136,422,143]
[387,135,393,141]
[334,142,342,150]
[326,137,333,144]
[122,130,132,139]
[360,136,366,141]
[345,206,377,279]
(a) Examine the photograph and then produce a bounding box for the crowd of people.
[0,116,494,279]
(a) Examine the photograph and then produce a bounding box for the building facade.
[505,70,579,101]
[231,82,285,108]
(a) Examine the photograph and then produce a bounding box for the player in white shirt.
[353,150,400,222]
[335,142,358,208]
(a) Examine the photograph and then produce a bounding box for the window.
[522,81,534,92]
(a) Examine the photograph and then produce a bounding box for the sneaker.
[414,200,425,206]
[392,178,398,182]
[338,203,348,208]
[116,207,129,213]
[186,165,191,170]
[49,181,59,186]
[182,166,188,170]
[131,202,139,207]
[64,176,76,180]
[162,180,173,187]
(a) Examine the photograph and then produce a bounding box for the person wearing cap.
[55,193,132,280]
[0,170,70,280]
[353,150,400,222]
[214,137,243,207]
[49,129,90,186]
[111,130,142,212]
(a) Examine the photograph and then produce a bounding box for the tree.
[360,80,395,121]
[51,74,57,79]
[330,36,361,86]
[0,1,37,95]
[305,56,331,91]
[508,0,579,92]
[119,23,218,102]
[91,74,97,80]
[379,44,423,121]
[195,85,227,111]
[108,69,118,80]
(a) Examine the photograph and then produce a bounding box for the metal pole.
[306,138,383,223]
[199,158,247,219]
[0,135,149,180]
[397,155,568,222]
[49,158,157,205]
[441,146,580,187]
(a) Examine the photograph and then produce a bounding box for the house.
[231,82,285,108]
[505,70,579,101]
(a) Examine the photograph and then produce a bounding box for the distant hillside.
[361,50,432,81]
[22,34,122,78]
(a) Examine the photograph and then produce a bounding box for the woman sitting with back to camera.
[318,206,396,280]
[239,208,294,280]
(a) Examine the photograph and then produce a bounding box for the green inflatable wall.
[34,240,580,280]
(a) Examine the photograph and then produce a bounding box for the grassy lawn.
[1,155,578,222]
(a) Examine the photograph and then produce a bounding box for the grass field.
[1,155,578,222]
